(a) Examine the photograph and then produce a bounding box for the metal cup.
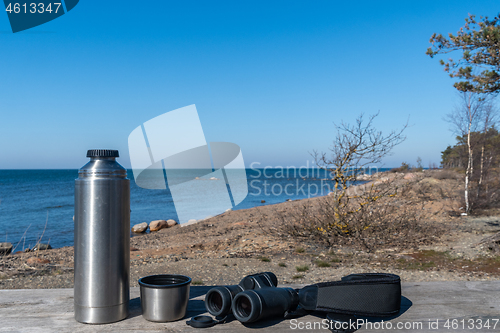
[139,274,191,322]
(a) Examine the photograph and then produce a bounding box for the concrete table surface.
[0,281,499,332]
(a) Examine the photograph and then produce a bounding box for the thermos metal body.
[74,150,130,324]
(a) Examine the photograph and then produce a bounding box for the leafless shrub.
[276,198,434,252]
[300,113,410,249]
[263,112,439,251]
[273,176,441,252]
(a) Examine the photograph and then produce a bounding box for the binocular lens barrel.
[232,290,261,323]
[205,272,278,317]
[232,288,299,323]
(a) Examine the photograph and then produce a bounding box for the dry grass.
[314,260,331,267]
[295,265,309,272]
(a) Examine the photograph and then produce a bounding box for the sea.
[0,168,384,250]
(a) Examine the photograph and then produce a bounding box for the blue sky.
[0,1,498,169]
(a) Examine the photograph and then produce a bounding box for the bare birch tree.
[445,92,489,214]
[478,102,498,196]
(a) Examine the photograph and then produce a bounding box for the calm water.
[0,168,377,249]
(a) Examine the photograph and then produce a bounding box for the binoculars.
[205,272,300,323]
[205,272,277,318]
[204,272,402,324]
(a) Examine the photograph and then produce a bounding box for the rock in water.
[149,220,168,232]
[132,222,148,233]
[0,242,13,255]
[166,219,177,228]
[32,243,52,251]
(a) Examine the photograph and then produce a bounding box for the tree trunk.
[486,155,492,195]
[465,127,472,214]
[478,145,484,198]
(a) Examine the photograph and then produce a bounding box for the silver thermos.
[74,149,130,324]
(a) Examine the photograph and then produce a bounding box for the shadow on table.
[186,286,214,317]
[128,297,142,319]
[189,286,212,299]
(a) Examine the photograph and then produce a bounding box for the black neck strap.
[299,273,401,317]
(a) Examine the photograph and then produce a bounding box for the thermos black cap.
[86,149,120,158]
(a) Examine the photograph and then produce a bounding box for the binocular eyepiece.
[205,272,278,317]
